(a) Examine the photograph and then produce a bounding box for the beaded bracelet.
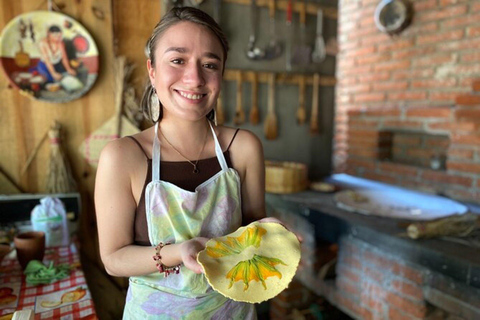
[152,242,181,277]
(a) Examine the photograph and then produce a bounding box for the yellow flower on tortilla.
[206,225,266,258]
[226,254,287,291]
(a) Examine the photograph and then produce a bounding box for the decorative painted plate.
[197,222,301,303]
[0,11,99,103]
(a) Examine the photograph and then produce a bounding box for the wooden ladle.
[234,71,245,125]
[249,72,260,125]
[310,73,320,134]
[296,75,306,125]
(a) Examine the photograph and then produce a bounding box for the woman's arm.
[95,138,205,276]
[38,41,61,81]
[230,130,266,224]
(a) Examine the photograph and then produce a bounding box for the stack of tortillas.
[79,56,140,167]
[197,222,301,303]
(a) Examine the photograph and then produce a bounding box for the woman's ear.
[147,59,155,84]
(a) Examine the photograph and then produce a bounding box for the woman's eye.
[203,63,219,70]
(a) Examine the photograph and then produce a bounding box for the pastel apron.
[123,122,257,320]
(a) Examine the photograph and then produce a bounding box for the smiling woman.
[93,6,286,320]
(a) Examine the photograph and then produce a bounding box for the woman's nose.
[183,63,205,87]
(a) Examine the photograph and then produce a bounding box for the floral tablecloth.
[0,245,97,320]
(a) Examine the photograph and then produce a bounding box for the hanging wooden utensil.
[234,71,245,125]
[15,40,30,67]
[264,73,278,140]
[249,72,260,125]
[296,75,307,125]
[310,73,320,134]
[216,90,225,125]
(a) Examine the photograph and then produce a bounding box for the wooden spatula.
[234,71,245,125]
[310,73,320,134]
[296,75,307,125]
[264,73,278,140]
[249,72,260,125]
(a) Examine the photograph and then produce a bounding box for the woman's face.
[148,21,224,122]
[48,31,62,43]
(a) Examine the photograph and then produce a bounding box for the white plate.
[335,189,468,221]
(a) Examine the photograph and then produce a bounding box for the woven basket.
[265,160,308,194]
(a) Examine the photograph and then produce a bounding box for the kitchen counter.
[266,174,480,289]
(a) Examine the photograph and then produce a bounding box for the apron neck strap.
[209,121,229,172]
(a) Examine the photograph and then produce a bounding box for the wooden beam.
[224,69,337,86]
[223,0,338,19]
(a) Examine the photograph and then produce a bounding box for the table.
[0,245,97,320]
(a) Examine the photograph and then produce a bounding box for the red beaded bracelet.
[152,242,181,277]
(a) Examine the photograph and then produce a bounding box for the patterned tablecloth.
[0,245,97,320]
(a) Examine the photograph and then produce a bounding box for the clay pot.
[14,231,45,269]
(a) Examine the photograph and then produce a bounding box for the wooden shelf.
[224,69,337,86]
[223,0,338,19]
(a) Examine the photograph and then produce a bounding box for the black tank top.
[127,129,240,246]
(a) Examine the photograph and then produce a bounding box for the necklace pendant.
[193,165,199,174]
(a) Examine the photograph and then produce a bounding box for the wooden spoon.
[264,73,278,140]
[310,73,320,134]
[296,75,306,125]
[234,71,245,125]
[249,72,260,125]
[216,90,225,125]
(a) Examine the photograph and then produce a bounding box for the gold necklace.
[160,125,208,174]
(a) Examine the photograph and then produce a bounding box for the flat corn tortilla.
[197,222,301,303]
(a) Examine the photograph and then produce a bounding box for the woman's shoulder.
[216,125,262,159]
[98,129,153,167]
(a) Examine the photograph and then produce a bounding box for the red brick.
[361,33,391,46]
[442,13,480,28]
[373,81,409,92]
[349,139,389,148]
[343,256,363,270]
[429,91,462,102]
[403,22,438,36]
[337,277,361,296]
[413,54,455,68]
[391,280,423,301]
[451,133,480,145]
[337,266,361,283]
[462,52,480,63]
[385,292,427,318]
[374,60,411,72]
[378,162,418,176]
[406,148,432,159]
[427,121,478,132]
[474,2,480,12]
[339,83,371,94]
[393,68,435,80]
[349,147,389,159]
[392,46,436,60]
[421,171,473,187]
[447,147,474,160]
[414,0,436,11]
[356,53,391,65]
[416,5,468,22]
[455,109,480,121]
[473,80,480,92]
[364,266,385,284]
[361,293,385,315]
[437,37,480,51]
[345,46,377,58]
[455,94,480,106]
[377,39,414,52]
[383,120,424,130]
[440,0,469,5]
[444,188,479,202]
[412,78,457,89]
[467,26,480,38]
[348,119,381,128]
[447,161,480,174]
[388,92,427,101]
[417,29,464,45]
[359,72,391,82]
[406,107,452,118]
[342,65,373,76]
[364,108,401,117]
[354,92,386,103]
[346,158,377,169]
[388,306,419,320]
[391,263,424,284]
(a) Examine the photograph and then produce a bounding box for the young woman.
[95,7,279,319]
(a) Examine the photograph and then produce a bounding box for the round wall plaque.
[374,0,412,35]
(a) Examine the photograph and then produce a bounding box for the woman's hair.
[141,7,229,123]
[48,25,62,33]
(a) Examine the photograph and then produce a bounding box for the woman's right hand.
[52,71,62,81]
[180,237,209,274]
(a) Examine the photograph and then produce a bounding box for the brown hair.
[141,7,229,123]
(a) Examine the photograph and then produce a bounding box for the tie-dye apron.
[123,122,257,320]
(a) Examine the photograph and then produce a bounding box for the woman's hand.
[52,71,62,81]
[257,217,303,243]
[67,68,77,76]
[180,237,209,274]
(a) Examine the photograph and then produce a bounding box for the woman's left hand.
[180,237,209,274]
[67,69,77,76]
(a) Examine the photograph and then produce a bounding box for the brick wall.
[335,0,480,203]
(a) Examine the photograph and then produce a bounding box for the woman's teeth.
[179,91,204,100]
